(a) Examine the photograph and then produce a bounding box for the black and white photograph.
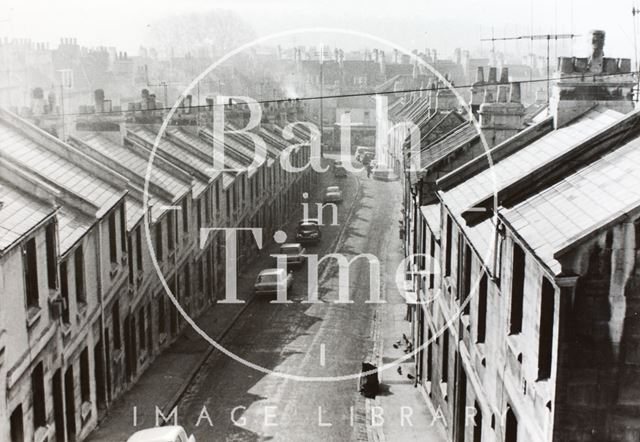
[0,1,639,441]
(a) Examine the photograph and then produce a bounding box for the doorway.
[53,369,65,442]
[64,367,76,442]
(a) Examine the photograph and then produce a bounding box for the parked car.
[275,243,307,266]
[296,221,322,244]
[333,164,347,177]
[324,186,343,203]
[355,146,376,163]
[299,218,320,225]
[254,268,294,295]
[127,426,195,442]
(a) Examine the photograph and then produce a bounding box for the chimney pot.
[499,67,509,83]
[509,82,522,104]
[488,67,497,83]
[619,58,632,73]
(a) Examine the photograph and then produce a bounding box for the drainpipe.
[95,216,108,405]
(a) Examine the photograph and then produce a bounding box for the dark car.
[333,164,347,177]
[296,222,322,244]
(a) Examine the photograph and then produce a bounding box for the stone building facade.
[400,30,640,441]
[0,92,317,442]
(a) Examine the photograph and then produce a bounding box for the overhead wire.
[19,69,639,119]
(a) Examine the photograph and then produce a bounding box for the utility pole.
[319,44,324,157]
[633,5,640,101]
[481,33,579,105]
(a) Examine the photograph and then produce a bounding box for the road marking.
[320,343,326,367]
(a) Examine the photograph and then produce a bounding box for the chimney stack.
[94,89,105,113]
[479,81,525,147]
[380,50,386,77]
[551,29,636,127]
[470,67,486,116]
[499,67,509,84]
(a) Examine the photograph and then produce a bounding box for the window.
[136,227,143,275]
[167,213,175,253]
[24,238,39,309]
[184,263,191,298]
[233,184,238,211]
[158,295,166,335]
[74,246,86,304]
[473,401,482,442]
[477,273,488,344]
[182,198,189,233]
[31,362,46,429]
[108,212,117,264]
[429,234,436,289]
[197,259,204,293]
[127,236,134,285]
[60,261,70,324]
[45,222,57,290]
[510,243,526,334]
[197,199,202,229]
[10,405,24,442]
[205,189,211,225]
[426,328,433,382]
[112,301,121,350]
[226,190,231,219]
[505,407,518,442]
[538,277,555,380]
[120,206,126,253]
[445,215,453,277]
[80,348,90,403]
[241,176,246,206]
[138,308,146,352]
[442,330,449,384]
[155,223,163,262]
[146,303,153,351]
[462,242,472,315]
[215,181,220,212]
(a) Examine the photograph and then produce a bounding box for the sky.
[1,0,638,61]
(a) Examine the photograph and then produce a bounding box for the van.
[127,426,196,442]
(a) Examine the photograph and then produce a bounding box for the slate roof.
[500,135,640,274]
[127,125,213,196]
[419,124,479,170]
[439,106,625,273]
[442,107,623,218]
[0,120,124,219]
[0,180,53,253]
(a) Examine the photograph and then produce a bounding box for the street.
[173,159,404,441]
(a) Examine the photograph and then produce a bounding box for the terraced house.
[0,89,316,442]
[400,30,640,441]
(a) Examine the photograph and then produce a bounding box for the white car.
[324,186,343,203]
[254,268,294,294]
[127,426,195,442]
[276,243,307,266]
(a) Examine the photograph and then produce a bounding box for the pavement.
[368,290,448,442]
[87,157,446,442]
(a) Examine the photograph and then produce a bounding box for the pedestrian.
[366,163,372,178]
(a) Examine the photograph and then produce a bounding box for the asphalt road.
[177,158,404,441]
